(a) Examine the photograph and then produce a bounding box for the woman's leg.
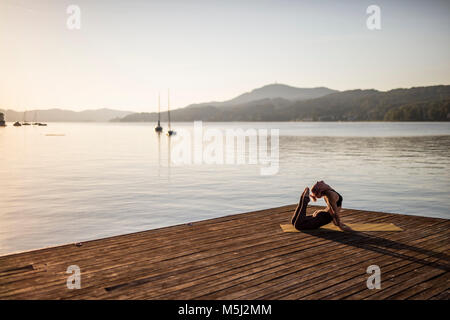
[292,187,310,228]
[312,208,329,217]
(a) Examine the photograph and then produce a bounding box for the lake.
[0,121,449,255]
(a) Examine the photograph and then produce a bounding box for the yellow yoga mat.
[280,223,403,232]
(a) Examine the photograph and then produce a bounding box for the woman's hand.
[339,223,353,232]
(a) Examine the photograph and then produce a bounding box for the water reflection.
[157,132,161,176]
[167,135,171,178]
[0,122,448,255]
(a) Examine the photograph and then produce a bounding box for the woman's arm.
[324,192,352,232]
[323,192,338,222]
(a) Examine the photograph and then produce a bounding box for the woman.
[291,181,352,232]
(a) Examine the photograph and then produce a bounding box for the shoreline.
[2,120,450,123]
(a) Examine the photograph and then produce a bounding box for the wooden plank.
[160,213,424,300]
[0,205,448,300]
[238,225,448,300]
[0,207,335,297]
[202,222,449,300]
[0,208,371,297]
[389,272,450,300]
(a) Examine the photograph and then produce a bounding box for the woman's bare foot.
[301,187,310,203]
[291,187,310,225]
[299,187,310,209]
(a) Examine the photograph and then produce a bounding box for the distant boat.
[32,111,39,125]
[22,110,30,125]
[0,112,6,127]
[155,93,163,133]
[166,90,176,136]
[32,111,47,126]
[13,121,22,127]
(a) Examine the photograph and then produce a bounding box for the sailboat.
[32,111,38,125]
[154,93,163,133]
[22,110,31,125]
[166,90,176,136]
[32,111,47,126]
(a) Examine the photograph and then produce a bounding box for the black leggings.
[291,196,333,230]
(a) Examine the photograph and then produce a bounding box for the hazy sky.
[1,0,449,112]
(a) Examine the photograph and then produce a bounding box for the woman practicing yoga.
[291,181,353,232]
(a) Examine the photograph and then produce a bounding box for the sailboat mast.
[154,92,163,133]
[158,93,161,125]
[167,89,171,130]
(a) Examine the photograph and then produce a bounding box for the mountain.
[282,86,450,121]
[0,108,133,122]
[4,85,448,123]
[185,84,337,109]
[225,84,337,106]
[116,85,450,122]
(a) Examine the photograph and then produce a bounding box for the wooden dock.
[0,205,449,300]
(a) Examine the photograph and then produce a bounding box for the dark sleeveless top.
[329,189,343,207]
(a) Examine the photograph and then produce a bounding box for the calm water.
[0,122,449,255]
